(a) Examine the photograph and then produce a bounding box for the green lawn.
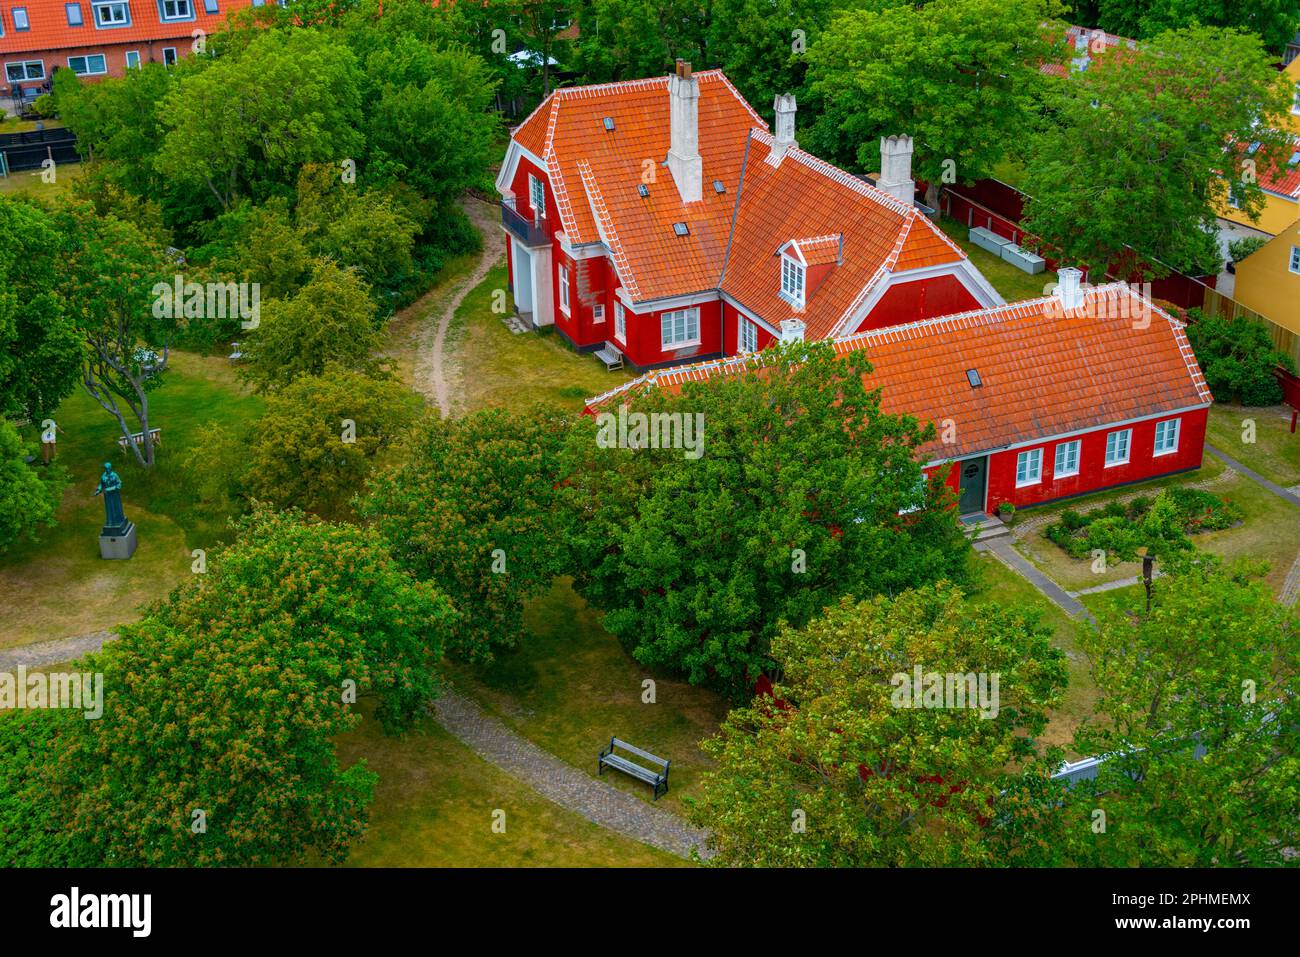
[334,702,682,868]
[1206,403,1300,489]
[935,215,1057,304]
[967,552,1096,756]
[448,264,632,414]
[446,578,730,816]
[0,160,82,200]
[383,250,480,388]
[0,351,264,647]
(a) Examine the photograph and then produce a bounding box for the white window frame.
[740,317,758,354]
[160,0,193,20]
[13,8,30,30]
[67,53,108,76]
[1054,440,1080,478]
[66,2,84,26]
[614,302,626,342]
[780,254,805,307]
[5,59,45,82]
[1289,246,1300,275]
[558,264,570,315]
[1104,429,1131,467]
[592,304,605,324]
[528,173,546,221]
[1016,448,1043,487]
[1292,83,1300,115]
[162,47,178,66]
[660,307,700,349]
[92,1,129,25]
[1153,418,1180,457]
[124,50,140,68]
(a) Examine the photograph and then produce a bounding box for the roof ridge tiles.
[577,160,642,300]
[750,130,916,218]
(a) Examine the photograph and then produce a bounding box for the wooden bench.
[593,343,624,371]
[598,737,670,800]
[117,427,162,451]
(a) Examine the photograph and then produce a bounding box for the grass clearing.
[446,578,729,816]
[935,215,1057,303]
[334,702,682,867]
[0,351,263,648]
[0,160,82,201]
[1206,403,1300,488]
[447,264,632,414]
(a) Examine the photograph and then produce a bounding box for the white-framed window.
[558,264,569,315]
[124,50,140,68]
[528,173,545,220]
[1105,429,1131,467]
[1054,439,1080,478]
[67,53,108,75]
[614,302,626,342]
[1016,448,1043,487]
[162,47,178,66]
[1153,418,1180,456]
[1290,246,1300,275]
[1292,83,1300,115]
[780,254,805,307]
[13,7,30,29]
[5,60,45,82]
[66,3,83,25]
[660,307,700,348]
[740,318,758,353]
[93,1,128,25]
[592,304,605,324]
[161,0,192,19]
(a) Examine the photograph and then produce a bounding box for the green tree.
[0,197,81,421]
[1021,25,1291,277]
[569,0,711,84]
[361,405,571,662]
[1,509,457,867]
[1097,0,1300,54]
[1017,559,1299,866]
[807,0,1057,200]
[245,369,422,518]
[1185,310,1295,406]
[0,421,67,554]
[562,341,971,695]
[691,585,1068,865]
[241,259,385,392]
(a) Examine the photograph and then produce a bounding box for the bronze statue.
[93,461,128,535]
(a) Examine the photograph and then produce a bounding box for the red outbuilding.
[496,61,1005,371]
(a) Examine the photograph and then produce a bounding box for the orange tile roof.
[587,284,1212,460]
[1257,138,1300,198]
[719,130,966,339]
[512,70,765,301]
[0,0,258,55]
[510,71,965,311]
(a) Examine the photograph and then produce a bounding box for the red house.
[496,61,1004,371]
[1,0,264,103]
[587,274,1213,517]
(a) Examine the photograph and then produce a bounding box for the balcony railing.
[501,197,550,247]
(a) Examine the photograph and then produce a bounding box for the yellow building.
[1233,217,1300,335]
[1214,57,1300,235]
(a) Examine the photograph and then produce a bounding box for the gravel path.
[432,689,714,861]
[0,630,115,669]
[412,197,504,417]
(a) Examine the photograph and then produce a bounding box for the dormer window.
[780,254,805,307]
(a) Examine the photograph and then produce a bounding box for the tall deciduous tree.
[361,405,571,662]
[1096,0,1300,54]
[691,585,1068,866]
[806,0,1058,200]
[561,341,972,696]
[1021,25,1291,277]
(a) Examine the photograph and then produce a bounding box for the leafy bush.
[1227,235,1268,264]
[1044,487,1242,563]
[1185,310,1294,406]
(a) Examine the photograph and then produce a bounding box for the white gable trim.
[495,138,549,197]
[718,292,782,337]
[840,260,1005,337]
[616,287,722,314]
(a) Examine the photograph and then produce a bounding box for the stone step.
[961,512,1011,542]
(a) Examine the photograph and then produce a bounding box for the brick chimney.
[772,93,797,161]
[667,60,702,203]
[877,135,915,206]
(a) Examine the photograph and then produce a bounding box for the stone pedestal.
[99,522,137,560]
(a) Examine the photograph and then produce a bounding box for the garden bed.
[1043,487,1243,564]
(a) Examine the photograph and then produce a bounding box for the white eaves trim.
[495,139,549,197]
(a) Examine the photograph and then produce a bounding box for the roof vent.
[673,222,689,237]
[713,179,726,194]
[603,116,615,132]
[637,183,649,198]
[966,369,982,389]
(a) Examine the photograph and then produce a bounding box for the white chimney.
[1055,267,1085,311]
[667,60,702,204]
[877,135,915,206]
[780,318,805,343]
[772,93,797,162]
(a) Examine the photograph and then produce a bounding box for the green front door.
[958,457,987,515]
